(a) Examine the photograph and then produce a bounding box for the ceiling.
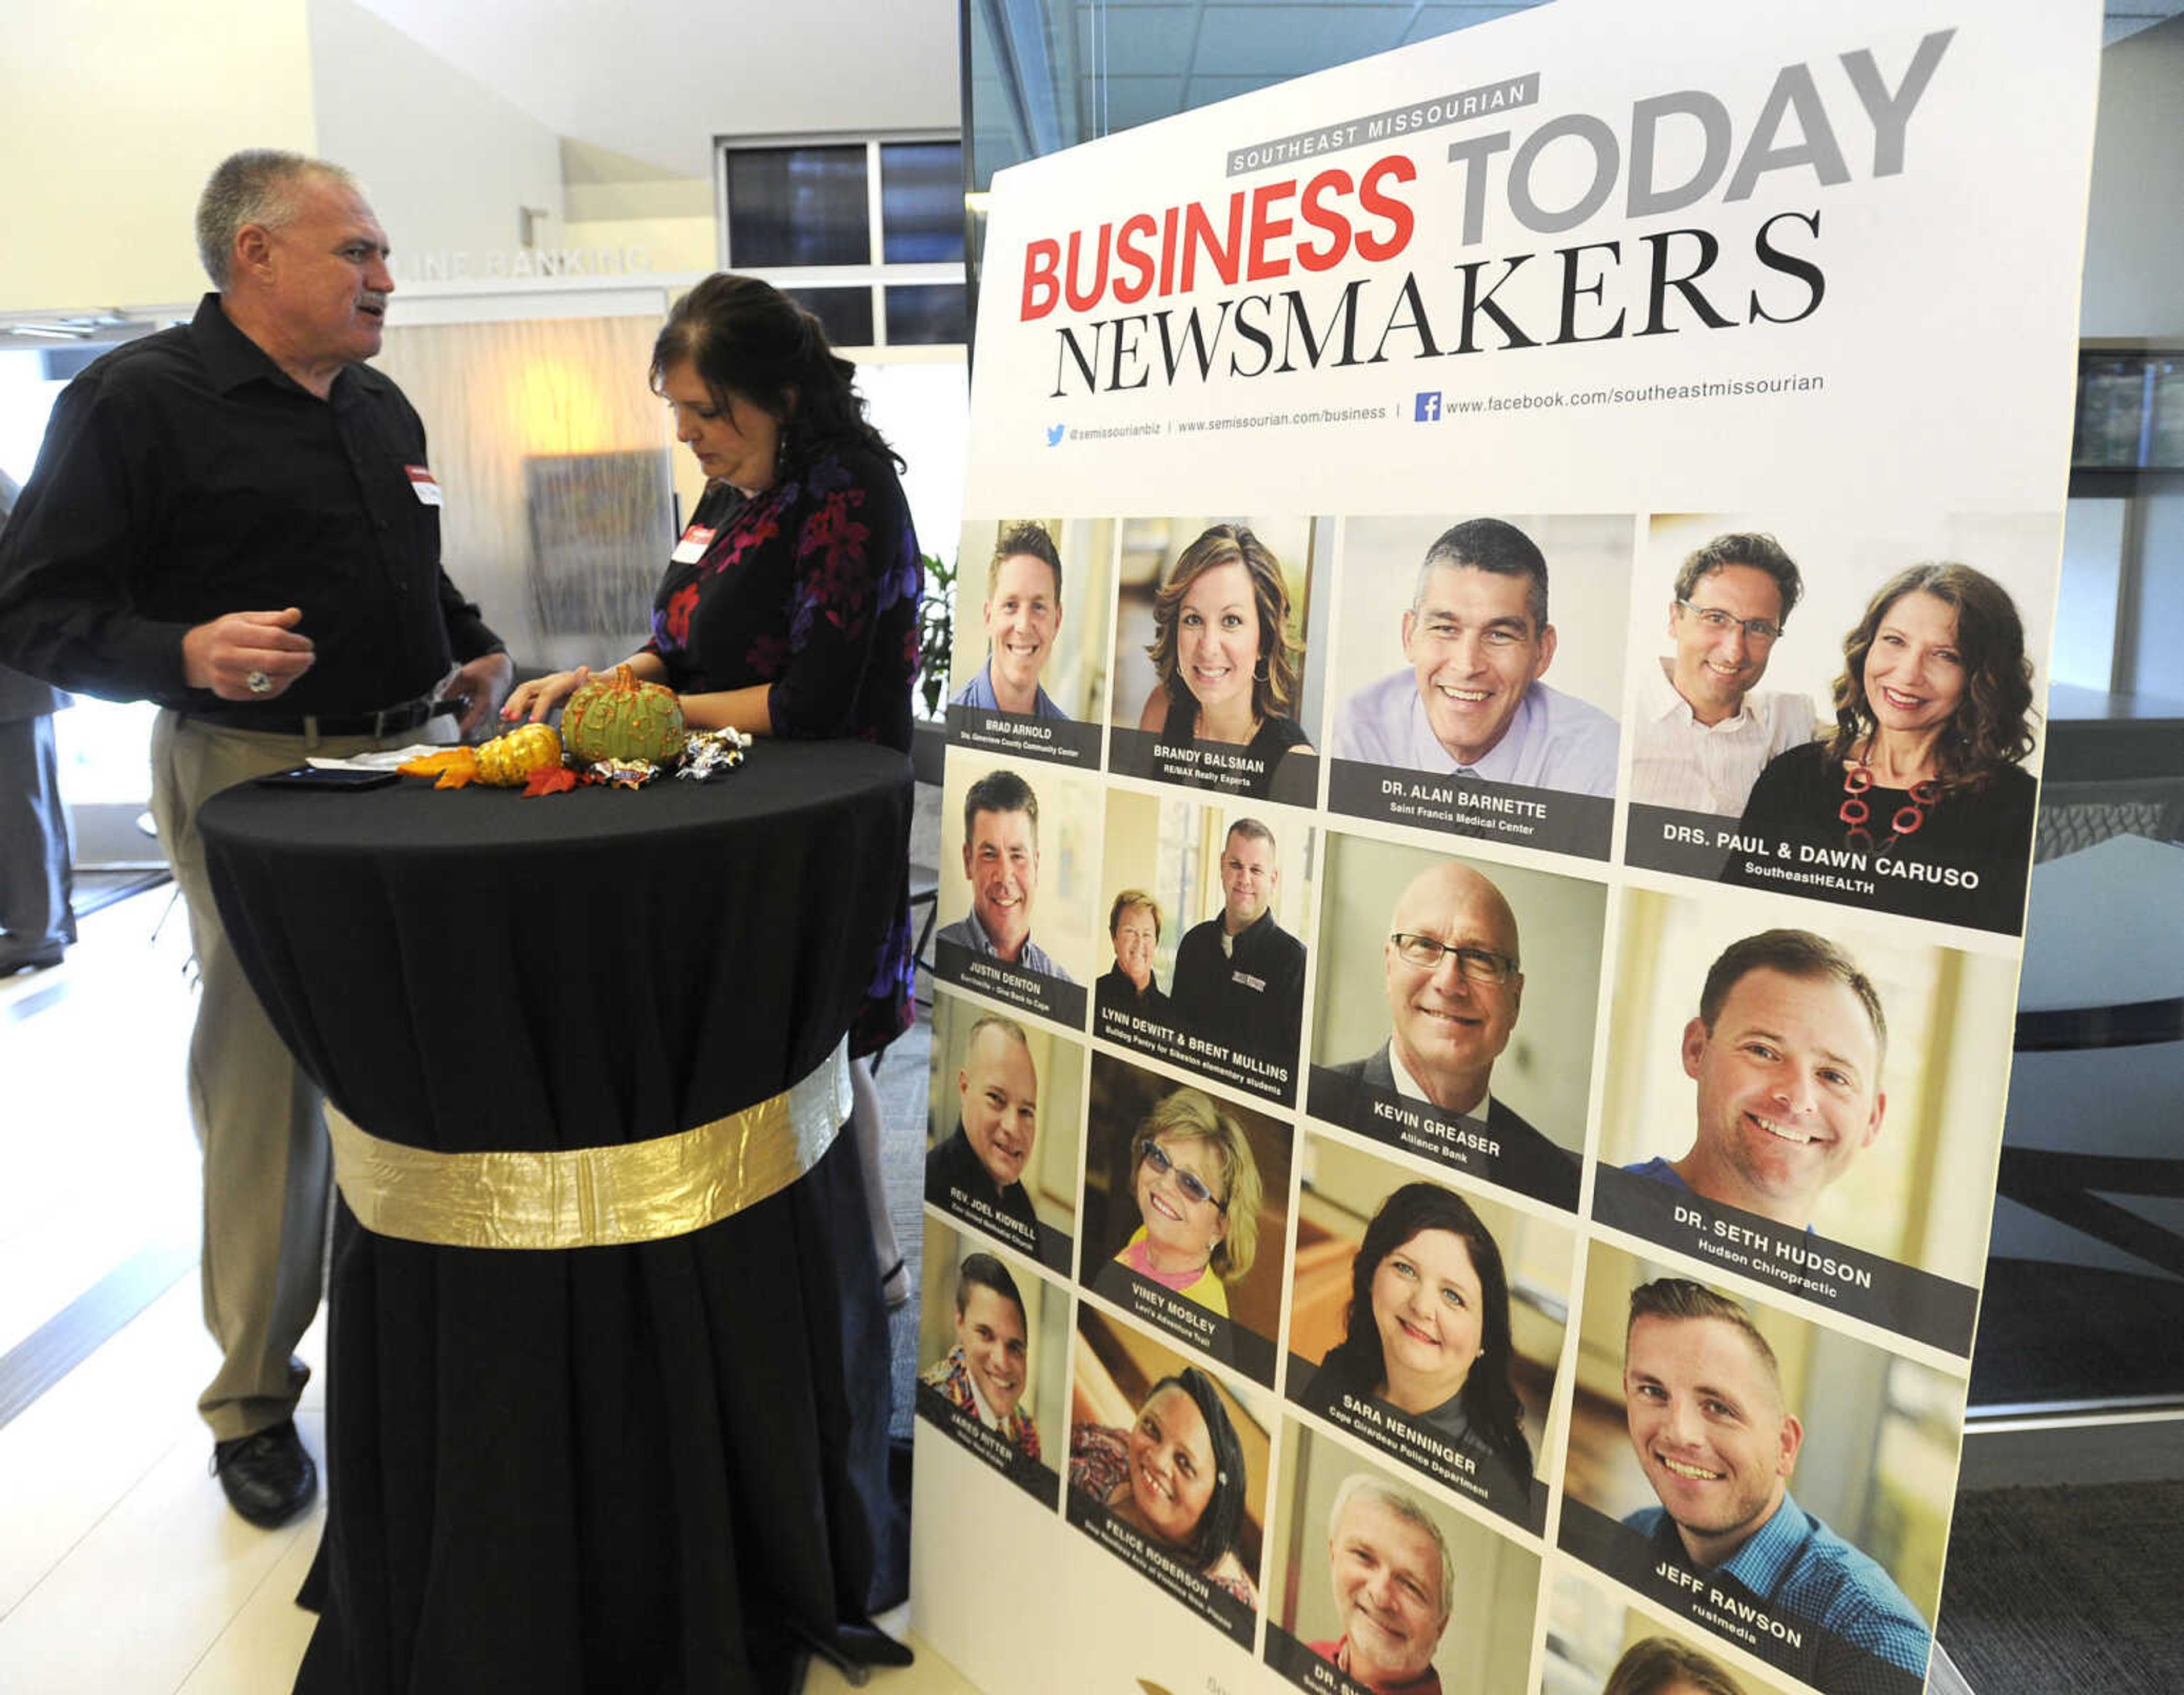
[963,0,2184,188]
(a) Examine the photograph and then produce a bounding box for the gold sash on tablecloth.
[325,1039,853,1249]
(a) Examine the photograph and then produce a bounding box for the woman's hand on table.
[502,667,592,724]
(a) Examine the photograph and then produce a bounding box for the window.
[717,136,967,348]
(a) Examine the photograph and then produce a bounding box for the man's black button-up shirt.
[0,293,500,715]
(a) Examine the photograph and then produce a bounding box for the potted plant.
[912,548,956,784]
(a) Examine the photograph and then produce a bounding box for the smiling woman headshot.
[1724,561,2037,932]
[1301,1182,1533,1496]
[1135,523,1312,763]
[1106,1087,1263,1319]
[1069,1365,1259,1606]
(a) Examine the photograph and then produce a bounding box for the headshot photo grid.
[918,498,2040,1695]
[913,7,2096,1688]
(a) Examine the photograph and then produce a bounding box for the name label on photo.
[946,704,1103,768]
[1329,759,1611,860]
[1591,1163,1978,1353]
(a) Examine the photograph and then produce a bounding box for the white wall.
[0,0,317,312]
[559,140,717,273]
[344,0,961,179]
[309,0,566,274]
[2081,13,2184,337]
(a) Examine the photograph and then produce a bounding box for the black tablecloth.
[199,742,912,1694]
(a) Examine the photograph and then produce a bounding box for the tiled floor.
[0,890,974,1694]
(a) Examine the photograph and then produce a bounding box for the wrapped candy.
[589,758,658,790]
[676,727,751,781]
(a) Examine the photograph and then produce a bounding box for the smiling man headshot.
[1631,532,1813,817]
[1308,1475,1455,1695]
[1334,518,1617,796]
[1627,930,1888,1231]
[938,768,1075,981]
[920,1252,1041,1461]
[926,1014,1044,1238]
[1618,1279,1931,1679]
[1319,861,1577,1204]
[1169,818,1306,1066]
[952,521,1069,719]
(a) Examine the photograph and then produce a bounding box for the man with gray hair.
[1333,517,1618,795]
[0,148,512,1526]
[1308,1473,1455,1694]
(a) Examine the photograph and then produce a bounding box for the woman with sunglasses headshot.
[1098,1087,1263,1320]
[1301,1182,1533,1501]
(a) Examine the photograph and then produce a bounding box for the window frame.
[713,130,967,351]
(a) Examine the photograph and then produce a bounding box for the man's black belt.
[185,696,445,737]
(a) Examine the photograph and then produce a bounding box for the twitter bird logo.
[1045,423,1066,446]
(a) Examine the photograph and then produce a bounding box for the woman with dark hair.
[1134,523,1312,781]
[490,274,919,1681]
[1600,1634,1750,1695]
[507,271,919,1260]
[1726,562,2037,932]
[1069,1366,1259,1605]
[507,271,921,1052]
[1302,1183,1533,1497]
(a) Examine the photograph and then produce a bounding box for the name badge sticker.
[671,524,717,565]
[404,465,444,507]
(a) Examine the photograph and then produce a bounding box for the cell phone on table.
[253,765,402,791]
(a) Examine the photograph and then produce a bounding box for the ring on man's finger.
[245,669,274,695]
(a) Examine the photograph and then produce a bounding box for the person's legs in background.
[848,1056,909,1307]
[0,707,74,975]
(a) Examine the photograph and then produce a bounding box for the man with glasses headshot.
[1318,861,1578,1206]
[1631,532,1814,817]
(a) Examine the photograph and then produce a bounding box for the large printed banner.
[912,3,2098,1692]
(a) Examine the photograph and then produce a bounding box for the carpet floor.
[875,1001,930,1444]
[1937,1478,2184,1691]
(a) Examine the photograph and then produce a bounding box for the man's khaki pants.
[149,709,445,1441]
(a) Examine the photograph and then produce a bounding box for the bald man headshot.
[1316,862,1579,1207]
[926,1013,1044,1243]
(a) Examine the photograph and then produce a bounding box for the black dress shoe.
[833,1621,915,1669]
[212,1419,318,1528]
[0,936,64,976]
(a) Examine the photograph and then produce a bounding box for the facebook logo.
[1414,392,1442,422]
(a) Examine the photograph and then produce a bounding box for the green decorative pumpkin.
[560,665,688,766]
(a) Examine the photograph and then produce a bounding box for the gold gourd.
[475,722,563,786]
[399,724,564,789]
